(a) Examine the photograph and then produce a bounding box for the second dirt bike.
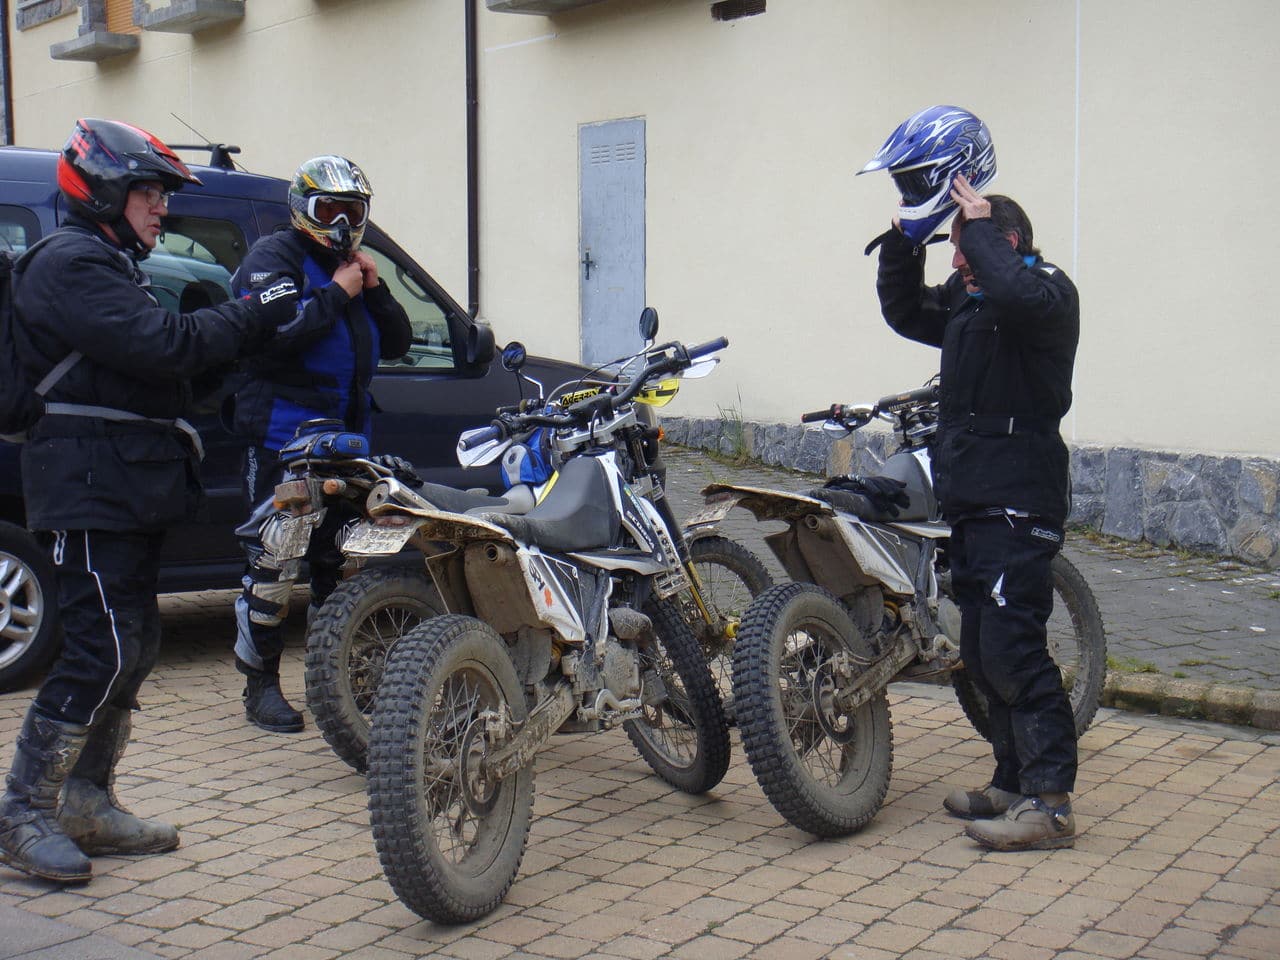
[687,384,1106,837]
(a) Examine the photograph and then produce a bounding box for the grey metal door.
[579,118,645,365]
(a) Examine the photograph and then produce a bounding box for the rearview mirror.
[638,306,659,342]
[465,322,496,366]
[501,341,527,372]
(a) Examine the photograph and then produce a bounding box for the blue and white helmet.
[859,106,997,244]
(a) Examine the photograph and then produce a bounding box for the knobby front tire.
[733,582,893,837]
[952,552,1107,741]
[367,615,533,924]
[623,597,731,794]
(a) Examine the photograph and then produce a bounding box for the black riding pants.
[950,516,1077,795]
[33,529,164,726]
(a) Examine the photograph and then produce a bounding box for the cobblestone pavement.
[1,446,1278,959]
[1,619,1278,960]
[662,447,1280,691]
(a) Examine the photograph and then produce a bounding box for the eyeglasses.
[307,194,369,227]
[132,184,174,209]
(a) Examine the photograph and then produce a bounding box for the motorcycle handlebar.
[457,422,505,451]
[801,406,836,423]
[877,384,939,410]
[475,336,728,440]
[687,336,729,361]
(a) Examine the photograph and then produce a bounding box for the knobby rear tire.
[952,552,1107,741]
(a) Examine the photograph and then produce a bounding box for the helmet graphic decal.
[57,118,201,223]
[288,156,373,257]
[859,106,997,244]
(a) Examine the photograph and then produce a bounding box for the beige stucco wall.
[8,0,1279,458]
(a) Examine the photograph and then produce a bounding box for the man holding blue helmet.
[862,106,1082,851]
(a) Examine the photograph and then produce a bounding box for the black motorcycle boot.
[57,706,179,856]
[237,657,304,733]
[0,708,92,884]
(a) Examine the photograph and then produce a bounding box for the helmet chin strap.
[330,222,354,259]
[107,215,152,260]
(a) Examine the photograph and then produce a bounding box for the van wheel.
[0,522,60,692]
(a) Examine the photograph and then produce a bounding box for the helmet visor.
[307,195,369,228]
[892,168,942,209]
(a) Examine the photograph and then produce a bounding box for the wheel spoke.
[778,624,853,787]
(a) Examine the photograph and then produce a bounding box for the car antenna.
[167,113,244,172]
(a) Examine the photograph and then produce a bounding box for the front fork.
[641,468,722,637]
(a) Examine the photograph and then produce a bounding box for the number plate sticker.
[343,520,417,556]
[272,511,325,560]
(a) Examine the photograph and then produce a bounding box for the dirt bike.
[356,322,733,922]
[685,383,1106,837]
[289,313,767,770]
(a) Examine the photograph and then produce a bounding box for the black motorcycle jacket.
[228,230,412,451]
[875,220,1079,525]
[13,215,281,532]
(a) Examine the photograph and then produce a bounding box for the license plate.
[273,512,324,560]
[343,520,418,556]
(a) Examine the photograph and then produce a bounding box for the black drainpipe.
[0,0,14,145]
[465,0,480,318]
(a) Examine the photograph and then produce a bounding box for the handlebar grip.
[879,384,939,409]
[800,407,835,423]
[458,423,503,451]
[687,336,729,361]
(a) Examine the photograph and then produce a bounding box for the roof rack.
[168,143,241,171]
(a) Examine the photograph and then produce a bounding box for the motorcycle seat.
[415,480,535,517]
[479,456,619,553]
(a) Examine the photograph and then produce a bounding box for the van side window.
[142,216,245,312]
[0,206,40,253]
[361,246,455,371]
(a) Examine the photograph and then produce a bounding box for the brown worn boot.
[965,794,1076,851]
[944,783,1020,820]
[0,708,92,884]
[57,706,178,856]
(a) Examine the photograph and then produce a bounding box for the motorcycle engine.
[601,638,642,700]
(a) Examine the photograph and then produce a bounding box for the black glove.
[814,474,910,518]
[244,278,300,328]
[371,454,422,486]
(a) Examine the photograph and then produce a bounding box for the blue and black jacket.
[229,230,411,451]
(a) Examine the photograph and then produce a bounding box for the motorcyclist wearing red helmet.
[0,119,308,886]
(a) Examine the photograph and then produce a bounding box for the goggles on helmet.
[307,194,369,228]
[890,167,940,209]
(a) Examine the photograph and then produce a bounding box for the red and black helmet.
[57,118,201,222]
